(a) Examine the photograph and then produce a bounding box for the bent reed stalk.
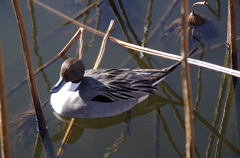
[94,20,114,69]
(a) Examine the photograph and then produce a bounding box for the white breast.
[50,82,81,114]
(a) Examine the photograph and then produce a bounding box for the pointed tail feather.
[151,46,199,86]
[166,45,199,72]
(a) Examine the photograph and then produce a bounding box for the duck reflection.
[50,93,180,157]
[51,93,179,137]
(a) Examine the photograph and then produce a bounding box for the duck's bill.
[50,77,67,93]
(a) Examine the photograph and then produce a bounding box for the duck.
[50,46,198,118]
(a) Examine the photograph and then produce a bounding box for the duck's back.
[78,68,171,103]
[84,68,170,85]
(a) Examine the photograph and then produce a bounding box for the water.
[1,0,240,157]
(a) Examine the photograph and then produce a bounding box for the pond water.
[1,0,240,157]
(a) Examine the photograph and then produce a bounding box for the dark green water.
[1,0,240,157]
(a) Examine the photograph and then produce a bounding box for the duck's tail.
[150,46,199,86]
[166,46,199,72]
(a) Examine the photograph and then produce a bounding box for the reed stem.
[11,0,47,136]
[181,0,195,157]
[93,20,114,69]
[0,43,11,158]
[78,28,85,59]
[227,0,238,71]
[56,118,76,157]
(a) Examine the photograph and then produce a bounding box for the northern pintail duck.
[50,47,198,118]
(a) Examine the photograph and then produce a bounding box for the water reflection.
[29,0,52,92]
[62,0,101,25]
[45,83,240,157]
[50,93,178,157]
[161,16,218,47]
[3,0,240,157]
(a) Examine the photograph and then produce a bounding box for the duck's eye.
[70,70,75,73]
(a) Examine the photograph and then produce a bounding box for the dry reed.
[56,117,76,157]
[11,0,47,136]
[78,28,85,60]
[181,0,195,157]
[0,43,11,158]
[94,20,114,69]
[227,0,238,71]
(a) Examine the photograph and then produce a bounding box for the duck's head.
[50,58,85,93]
